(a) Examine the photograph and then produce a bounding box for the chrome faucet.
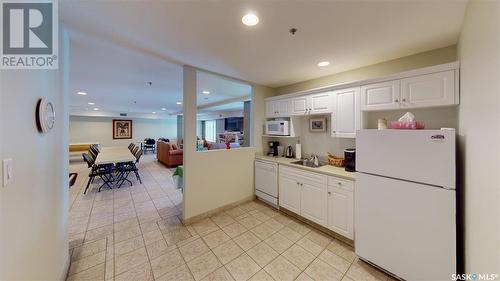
[309,154,320,167]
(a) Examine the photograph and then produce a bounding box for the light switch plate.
[3,158,13,187]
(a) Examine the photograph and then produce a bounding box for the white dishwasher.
[255,159,279,207]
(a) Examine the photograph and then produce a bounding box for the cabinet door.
[310,92,332,114]
[277,99,291,117]
[265,100,277,117]
[300,182,328,226]
[401,70,456,108]
[332,87,359,138]
[327,185,354,239]
[360,80,400,111]
[291,96,309,115]
[279,176,300,214]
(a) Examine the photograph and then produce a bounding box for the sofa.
[157,141,183,168]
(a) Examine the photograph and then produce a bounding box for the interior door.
[360,80,400,111]
[401,70,456,108]
[355,173,456,281]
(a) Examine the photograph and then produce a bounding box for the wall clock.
[36,98,56,133]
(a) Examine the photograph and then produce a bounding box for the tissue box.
[390,121,425,129]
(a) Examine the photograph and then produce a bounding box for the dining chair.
[82,153,114,194]
[128,142,135,150]
[132,146,139,155]
[116,149,143,188]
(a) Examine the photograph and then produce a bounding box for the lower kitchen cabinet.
[279,174,301,214]
[301,182,328,226]
[327,184,354,239]
[278,166,354,240]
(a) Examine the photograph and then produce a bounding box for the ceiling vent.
[119,113,127,117]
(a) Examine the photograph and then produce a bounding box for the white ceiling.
[63,0,467,116]
[69,33,251,117]
[61,0,467,88]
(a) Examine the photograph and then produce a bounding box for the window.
[204,120,216,142]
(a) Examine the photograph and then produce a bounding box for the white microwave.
[265,120,290,136]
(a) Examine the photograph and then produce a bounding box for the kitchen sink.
[290,160,326,168]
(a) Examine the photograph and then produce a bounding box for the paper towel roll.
[295,143,302,160]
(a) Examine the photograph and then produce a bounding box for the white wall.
[183,67,274,220]
[70,116,177,147]
[0,32,70,279]
[457,0,500,273]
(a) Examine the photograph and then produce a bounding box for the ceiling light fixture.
[88,102,95,105]
[152,112,156,114]
[161,108,166,111]
[317,61,330,67]
[242,12,259,26]
[93,107,99,111]
[202,90,210,95]
[77,91,87,95]
[176,101,182,105]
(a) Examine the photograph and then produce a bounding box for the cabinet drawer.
[280,165,327,185]
[327,176,354,192]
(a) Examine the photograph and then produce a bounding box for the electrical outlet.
[3,158,13,187]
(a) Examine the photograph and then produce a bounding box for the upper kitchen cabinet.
[291,92,332,115]
[360,68,458,111]
[331,87,360,138]
[360,80,401,111]
[265,99,291,118]
[400,70,457,108]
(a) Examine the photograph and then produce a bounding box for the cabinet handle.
[300,183,303,186]
[328,191,331,195]
[395,99,399,102]
[338,182,342,186]
[402,98,406,102]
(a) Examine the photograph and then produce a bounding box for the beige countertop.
[255,154,356,181]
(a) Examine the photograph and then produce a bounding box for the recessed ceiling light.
[77,91,87,95]
[202,90,210,95]
[317,61,330,67]
[152,112,156,114]
[161,108,166,111]
[88,102,95,105]
[93,107,99,111]
[176,101,182,105]
[242,12,259,26]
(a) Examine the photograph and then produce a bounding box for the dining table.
[95,147,136,165]
[93,147,138,190]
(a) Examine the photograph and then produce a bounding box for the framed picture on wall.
[113,120,133,139]
[309,117,326,132]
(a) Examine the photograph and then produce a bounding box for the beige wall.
[183,67,274,219]
[0,31,70,279]
[457,0,500,273]
[276,45,457,95]
[69,115,177,147]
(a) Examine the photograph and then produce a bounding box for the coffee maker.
[268,141,280,157]
[344,148,356,172]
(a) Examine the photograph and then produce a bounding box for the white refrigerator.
[355,129,456,281]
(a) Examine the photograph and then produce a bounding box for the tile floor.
[67,154,394,281]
